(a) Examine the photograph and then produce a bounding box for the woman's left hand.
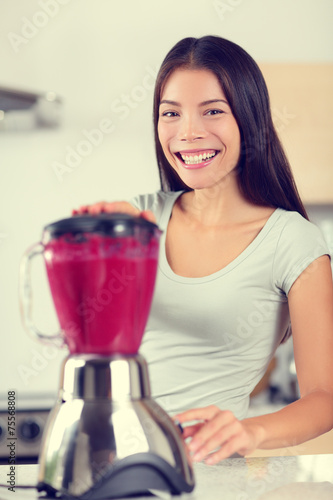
[174,405,265,464]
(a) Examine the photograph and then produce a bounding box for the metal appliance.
[19,213,195,499]
[0,86,62,131]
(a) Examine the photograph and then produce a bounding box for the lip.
[175,149,219,169]
[177,148,217,155]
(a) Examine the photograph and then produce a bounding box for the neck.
[180,178,252,228]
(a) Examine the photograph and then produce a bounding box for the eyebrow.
[159,99,229,107]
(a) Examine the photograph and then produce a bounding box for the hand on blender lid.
[72,200,156,223]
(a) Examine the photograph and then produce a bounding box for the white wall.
[1,0,332,398]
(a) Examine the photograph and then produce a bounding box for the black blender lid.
[44,213,159,239]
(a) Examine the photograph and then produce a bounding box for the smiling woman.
[75,35,333,464]
[152,36,307,220]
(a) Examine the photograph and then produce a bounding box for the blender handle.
[19,242,65,347]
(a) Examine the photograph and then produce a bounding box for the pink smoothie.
[44,233,159,355]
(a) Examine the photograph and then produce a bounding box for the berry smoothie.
[44,233,160,355]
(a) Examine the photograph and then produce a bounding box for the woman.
[75,36,333,464]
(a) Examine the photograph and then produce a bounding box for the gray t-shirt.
[131,191,330,419]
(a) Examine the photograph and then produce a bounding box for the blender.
[20,213,195,499]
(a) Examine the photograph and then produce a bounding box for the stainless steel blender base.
[37,354,195,498]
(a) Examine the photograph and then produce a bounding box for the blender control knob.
[19,419,41,441]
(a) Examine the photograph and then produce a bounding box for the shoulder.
[276,209,328,249]
[272,209,330,295]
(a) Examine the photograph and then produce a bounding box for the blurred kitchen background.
[0,0,332,461]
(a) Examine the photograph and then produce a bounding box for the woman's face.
[158,68,241,191]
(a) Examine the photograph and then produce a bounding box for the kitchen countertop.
[0,454,332,500]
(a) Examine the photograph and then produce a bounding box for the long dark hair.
[153,35,308,219]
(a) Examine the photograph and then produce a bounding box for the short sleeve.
[272,212,331,296]
[130,191,181,225]
[130,192,159,212]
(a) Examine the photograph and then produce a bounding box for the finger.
[75,205,90,214]
[75,203,107,215]
[181,423,204,439]
[87,202,109,214]
[73,201,141,216]
[88,201,134,214]
[204,432,251,464]
[188,410,236,457]
[72,202,157,222]
[102,201,140,215]
[191,419,243,462]
[140,210,157,223]
[174,405,221,424]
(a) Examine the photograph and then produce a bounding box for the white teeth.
[180,151,216,165]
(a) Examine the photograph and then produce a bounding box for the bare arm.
[242,254,333,448]
[176,255,333,463]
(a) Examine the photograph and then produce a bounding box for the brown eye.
[206,109,223,116]
[161,111,179,117]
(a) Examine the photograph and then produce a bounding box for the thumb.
[140,210,157,224]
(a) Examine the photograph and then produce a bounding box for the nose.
[177,114,206,142]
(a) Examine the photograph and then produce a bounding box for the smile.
[176,149,219,167]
